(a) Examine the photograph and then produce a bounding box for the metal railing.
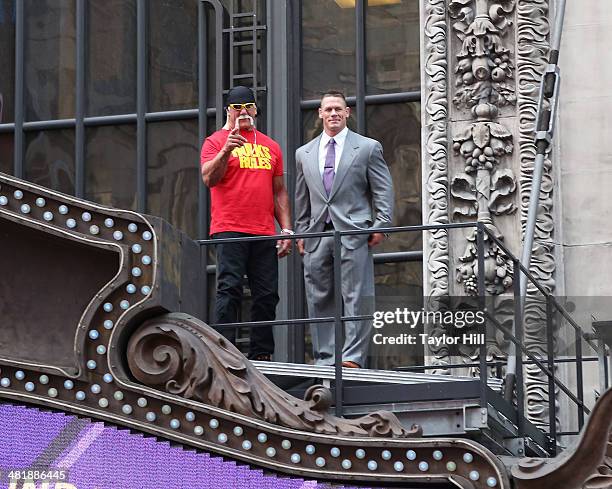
[197,221,604,451]
[481,224,602,452]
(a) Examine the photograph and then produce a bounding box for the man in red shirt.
[200,86,293,361]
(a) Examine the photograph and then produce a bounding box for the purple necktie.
[323,138,335,196]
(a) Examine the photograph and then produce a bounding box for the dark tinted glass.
[368,101,423,369]
[365,101,422,329]
[149,0,198,112]
[24,0,76,121]
[0,1,15,123]
[147,120,199,237]
[371,260,423,369]
[25,129,75,194]
[87,0,136,116]
[85,125,137,210]
[0,133,13,174]
[366,0,420,94]
[302,0,356,100]
[366,102,422,251]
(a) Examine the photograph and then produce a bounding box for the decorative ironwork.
[512,388,612,489]
[127,314,417,438]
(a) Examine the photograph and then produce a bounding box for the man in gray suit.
[295,90,394,368]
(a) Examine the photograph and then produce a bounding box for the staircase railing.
[197,220,604,454]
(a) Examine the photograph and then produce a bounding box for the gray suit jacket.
[295,130,394,251]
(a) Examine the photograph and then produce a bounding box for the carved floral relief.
[448,0,518,297]
[451,0,517,110]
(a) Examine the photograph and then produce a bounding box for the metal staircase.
[252,360,550,458]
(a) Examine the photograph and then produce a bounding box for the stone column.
[421,0,555,428]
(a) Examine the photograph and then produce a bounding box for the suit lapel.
[303,134,327,199]
[329,130,359,200]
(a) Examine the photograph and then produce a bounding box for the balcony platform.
[254,361,552,458]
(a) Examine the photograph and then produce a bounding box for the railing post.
[333,230,344,417]
[597,337,607,401]
[576,326,585,430]
[513,258,525,439]
[476,224,487,409]
[606,345,610,390]
[546,294,557,455]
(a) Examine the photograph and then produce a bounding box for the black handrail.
[196,220,603,445]
[483,227,598,350]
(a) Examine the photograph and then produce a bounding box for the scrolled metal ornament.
[127,313,419,438]
[512,388,612,489]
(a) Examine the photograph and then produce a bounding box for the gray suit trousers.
[303,236,374,367]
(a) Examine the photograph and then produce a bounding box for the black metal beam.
[341,380,483,405]
[487,388,552,451]
[23,119,77,131]
[198,0,210,321]
[136,0,147,213]
[300,92,421,110]
[75,0,86,198]
[1,109,219,134]
[355,0,366,133]
[373,251,423,264]
[287,0,305,363]
[14,0,24,178]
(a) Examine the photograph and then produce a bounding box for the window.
[0,1,423,365]
[299,0,423,367]
[24,0,76,122]
[0,0,15,124]
[87,0,136,116]
[85,125,137,209]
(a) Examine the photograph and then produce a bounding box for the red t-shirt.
[200,128,283,236]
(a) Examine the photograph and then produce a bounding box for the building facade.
[0,0,424,365]
[0,0,610,447]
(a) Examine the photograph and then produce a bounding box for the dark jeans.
[213,231,278,359]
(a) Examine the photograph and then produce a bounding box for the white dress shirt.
[318,127,348,176]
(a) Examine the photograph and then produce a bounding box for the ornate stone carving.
[127,313,421,438]
[451,115,516,295]
[422,0,453,370]
[423,0,451,305]
[422,0,555,411]
[450,0,517,111]
[449,0,517,297]
[516,0,555,430]
[584,444,612,489]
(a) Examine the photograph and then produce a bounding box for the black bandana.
[226,86,256,107]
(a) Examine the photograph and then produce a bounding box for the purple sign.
[0,404,380,489]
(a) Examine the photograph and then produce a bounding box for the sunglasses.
[228,103,256,111]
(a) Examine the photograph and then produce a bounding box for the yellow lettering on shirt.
[239,155,251,168]
[232,146,248,158]
[233,144,274,171]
